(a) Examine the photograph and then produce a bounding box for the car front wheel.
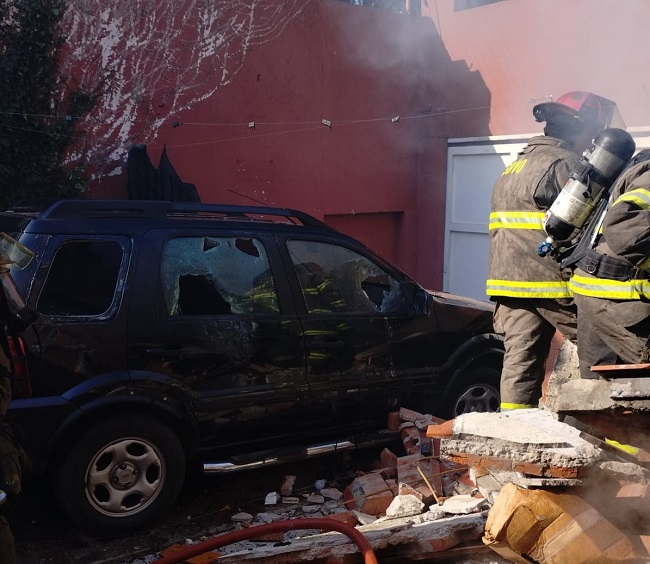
[443,366,501,418]
[54,414,186,536]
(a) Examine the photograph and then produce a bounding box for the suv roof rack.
[11,199,332,229]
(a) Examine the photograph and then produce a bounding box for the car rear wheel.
[444,366,501,418]
[53,414,186,536]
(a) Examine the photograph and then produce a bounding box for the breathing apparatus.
[537,128,636,259]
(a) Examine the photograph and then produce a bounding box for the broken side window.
[286,240,404,314]
[38,240,123,317]
[160,236,278,316]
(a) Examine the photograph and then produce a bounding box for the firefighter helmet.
[533,91,625,130]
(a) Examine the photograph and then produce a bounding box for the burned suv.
[2,200,503,535]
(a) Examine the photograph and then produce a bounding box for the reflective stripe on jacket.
[569,273,650,300]
[570,167,650,301]
[488,211,545,231]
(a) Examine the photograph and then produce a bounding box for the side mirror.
[414,287,433,316]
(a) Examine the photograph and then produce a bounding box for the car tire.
[53,414,186,536]
[443,366,501,419]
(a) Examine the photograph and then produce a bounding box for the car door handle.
[146,346,192,358]
[310,339,345,349]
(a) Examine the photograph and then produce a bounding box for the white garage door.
[443,128,650,303]
[444,136,530,302]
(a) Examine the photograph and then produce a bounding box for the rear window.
[38,241,123,316]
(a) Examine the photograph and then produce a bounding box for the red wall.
[85,0,650,292]
[94,0,487,290]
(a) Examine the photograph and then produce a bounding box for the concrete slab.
[441,408,603,469]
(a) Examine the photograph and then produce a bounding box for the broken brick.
[400,425,422,455]
[380,447,398,470]
[280,475,296,496]
[399,407,427,423]
[387,411,401,431]
[343,472,394,515]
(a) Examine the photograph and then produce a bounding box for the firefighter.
[0,237,36,564]
[570,149,650,378]
[0,271,21,564]
[486,91,621,410]
[0,367,20,564]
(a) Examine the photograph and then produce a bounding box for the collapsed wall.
[544,340,650,453]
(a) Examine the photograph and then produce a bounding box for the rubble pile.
[151,405,650,564]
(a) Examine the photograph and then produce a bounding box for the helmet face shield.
[533,91,625,130]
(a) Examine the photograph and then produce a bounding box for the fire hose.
[152,516,379,564]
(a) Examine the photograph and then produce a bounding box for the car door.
[281,237,397,436]
[23,235,131,397]
[127,229,309,456]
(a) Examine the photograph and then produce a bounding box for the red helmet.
[533,91,625,129]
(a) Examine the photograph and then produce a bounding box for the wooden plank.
[591,363,650,372]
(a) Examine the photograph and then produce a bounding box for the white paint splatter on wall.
[59,0,308,178]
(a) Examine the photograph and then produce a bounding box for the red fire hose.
[152,516,379,564]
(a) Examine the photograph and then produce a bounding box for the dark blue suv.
[1,200,503,535]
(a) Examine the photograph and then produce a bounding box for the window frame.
[36,236,131,321]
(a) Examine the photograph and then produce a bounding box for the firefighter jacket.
[486,136,581,299]
[570,156,650,305]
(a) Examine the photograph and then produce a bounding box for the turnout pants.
[494,297,577,409]
[574,293,650,379]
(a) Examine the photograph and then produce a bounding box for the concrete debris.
[440,409,604,469]
[440,494,490,515]
[151,403,650,564]
[319,487,343,500]
[264,491,279,505]
[230,512,253,523]
[384,493,424,519]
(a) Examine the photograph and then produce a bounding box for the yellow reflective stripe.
[486,279,572,298]
[500,402,534,410]
[304,329,337,336]
[489,211,546,231]
[308,352,330,360]
[605,438,639,456]
[640,257,650,271]
[317,279,334,292]
[612,188,650,210]
[569,273,650,299]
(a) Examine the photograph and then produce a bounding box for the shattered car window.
[160,236,278,315]
[38,240,123,316]
[286,240,404,314]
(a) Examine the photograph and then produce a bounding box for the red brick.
[344,472,394,515]
[398,481,424,501]
[379,466,397,480]
[380,447,398,470]
[426,419,454,438]
[387,411,401,431]
[360,490,394,515]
